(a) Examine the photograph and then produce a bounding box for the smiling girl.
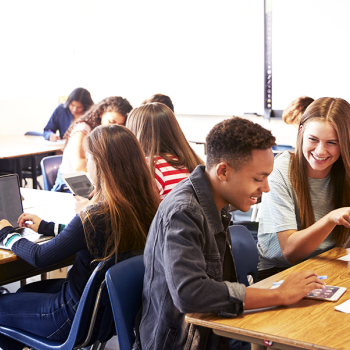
[257,97,350,280]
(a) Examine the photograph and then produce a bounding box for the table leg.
[31,156,37,189]
[16,158,23,187]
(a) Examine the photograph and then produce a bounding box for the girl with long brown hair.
[52,96,133,192]
[0,125,160,340]
[126,102,204,199]
[258,97,350,280]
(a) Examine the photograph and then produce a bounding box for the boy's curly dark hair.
[206,117,276,170]
[63,96,133,141]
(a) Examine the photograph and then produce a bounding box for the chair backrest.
[106,255,145,350]
[40,155,63,191]
[25,131,44,136]
[231,221,259,242]
[229,225,259,286]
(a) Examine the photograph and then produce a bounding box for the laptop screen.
[0,175,23,227]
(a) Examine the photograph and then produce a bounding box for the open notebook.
[0,174,51,250]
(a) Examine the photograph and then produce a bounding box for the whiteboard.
[0,0,264,116]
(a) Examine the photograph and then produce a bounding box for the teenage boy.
[137,117,325,350]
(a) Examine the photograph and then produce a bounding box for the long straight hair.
[290,97,350,245]
[126,103,204,176]
[81,125,160,260]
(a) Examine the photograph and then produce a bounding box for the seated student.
[258,97,350,281]
[282,96,314,128]
[44,88,94,142]
[52,96,132,192]
[141,93,174,112]
[126,102,204,199]
[0,125,160,342]
[136,117,325,350]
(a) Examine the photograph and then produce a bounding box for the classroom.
[1,1,350,349]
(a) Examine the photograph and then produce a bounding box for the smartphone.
[61,172,94,198]
[304,286,347,302]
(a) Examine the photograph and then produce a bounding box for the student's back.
[0,125,160,343]
[126,102,204,199]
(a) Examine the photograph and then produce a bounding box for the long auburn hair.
[290,97,350,245]
[80,125,160,260]
[63,96,133,146]
[126,103,204,176]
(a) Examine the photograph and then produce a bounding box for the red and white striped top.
[154,156,190,200]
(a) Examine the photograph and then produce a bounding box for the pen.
[272,275,327,286]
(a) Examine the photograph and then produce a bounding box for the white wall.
[1,98,57,136]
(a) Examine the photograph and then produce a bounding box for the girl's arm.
[10,215,87,268]
[70,131,88,172]
[278,207,350,265]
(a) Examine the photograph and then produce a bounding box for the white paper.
[335,299,350,313]
[337,254,350,262]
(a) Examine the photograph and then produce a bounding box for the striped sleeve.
[154,157,190,200]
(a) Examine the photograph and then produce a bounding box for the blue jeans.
[0,279,79,342]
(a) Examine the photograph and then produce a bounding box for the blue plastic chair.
[0,257,115,350]
[231,221,259,242]
[106,255,145,350]
[229,225,259,286]
[272,144,294,157]
[40,155,63,191]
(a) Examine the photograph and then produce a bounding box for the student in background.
[258,97,350,280]
[0,125,160,342]
[126,102,204,199]
[43,88,94,142]
[52,96,132,192]
[142,93,174,112]
[136,117,325,350]
[282,96,314,128]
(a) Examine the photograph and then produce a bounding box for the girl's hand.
[74,195,90,214]
[328,208,350,228]
[17,213,42,233]
[0,220,12,230]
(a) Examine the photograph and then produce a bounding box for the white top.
[257,151,336,271]
[59,122,91,175]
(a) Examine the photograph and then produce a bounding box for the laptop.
[0,174,51,250]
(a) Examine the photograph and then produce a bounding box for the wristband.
[3,233,22,249]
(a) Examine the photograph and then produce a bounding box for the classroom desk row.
[0,135,64,189]
[186,247,350,350]
[0,188,76,285]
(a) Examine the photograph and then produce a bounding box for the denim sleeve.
[43,107,59,140]
[163,207,245,316]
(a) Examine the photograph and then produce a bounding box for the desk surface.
[0,135,64,159]
[186,248,350,350]
[0,188,76,284]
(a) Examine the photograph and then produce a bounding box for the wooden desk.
[186,248,350,350]
[0,135,64,189]
[0,188,76,285]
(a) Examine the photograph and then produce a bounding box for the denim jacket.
[138,165,246,350]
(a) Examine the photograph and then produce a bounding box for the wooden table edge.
[185,313,335,350]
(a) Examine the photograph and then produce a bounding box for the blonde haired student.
[258,97,350,280]
[126,102,204,199]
